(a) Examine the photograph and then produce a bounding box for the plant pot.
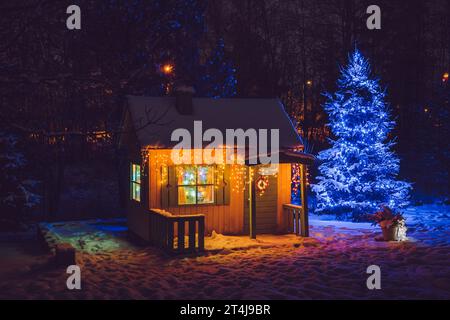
[381,225,399,241]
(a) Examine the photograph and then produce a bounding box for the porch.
[145,202,309,255]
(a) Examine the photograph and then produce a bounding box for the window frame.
[130,163,141,202]
[176,165,215,206]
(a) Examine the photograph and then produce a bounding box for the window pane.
[197,186,214,204]
[178,186,197,205]
[132,183,141,202]
[178,166,196,185]
[135,166,140,183]
[197,166,214,184]
[132,164,141,183]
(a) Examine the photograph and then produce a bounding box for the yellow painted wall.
[147,149,245,235]
[277,163,293,232]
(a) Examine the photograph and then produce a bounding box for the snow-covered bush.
[0,132,40,230]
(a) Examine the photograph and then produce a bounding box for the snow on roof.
[125,95,304,150]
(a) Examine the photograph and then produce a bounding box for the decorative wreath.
[255,175,269,196]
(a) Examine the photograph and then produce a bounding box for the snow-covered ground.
[0,205,449,299]
[403,204,450,246]
[310,204,450,245]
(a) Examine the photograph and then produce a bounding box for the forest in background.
[0,0,449,225]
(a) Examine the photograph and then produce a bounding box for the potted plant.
[369,206,407,241]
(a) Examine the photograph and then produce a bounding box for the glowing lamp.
[306,80,313,86]
[162,63,174,75]
[443,72,449,82]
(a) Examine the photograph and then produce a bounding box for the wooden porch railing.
[148,209,205,254]
[283,204,309,237]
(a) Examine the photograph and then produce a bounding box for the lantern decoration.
[442,72,449,83]
[396,219,408,241]
[255,175,269,196]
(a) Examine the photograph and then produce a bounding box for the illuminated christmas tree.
[312,49,411,221]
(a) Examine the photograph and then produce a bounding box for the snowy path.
[0,205,449,299]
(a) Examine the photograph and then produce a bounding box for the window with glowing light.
[177,166,215,205]
[130,163,141,202]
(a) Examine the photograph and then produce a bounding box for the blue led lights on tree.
[312,49,411,221]
[201,38,237,98]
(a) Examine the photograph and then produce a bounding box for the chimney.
[174,85,195,115]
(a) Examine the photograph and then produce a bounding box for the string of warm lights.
[291,163,301,198]
[230,165,247,193]
[215,163,225,190]
[140,148,285,196]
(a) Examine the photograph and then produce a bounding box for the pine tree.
[200,38,237,98]
[0,132,40,228]
[428,76,450,195]
[312,49,411,221]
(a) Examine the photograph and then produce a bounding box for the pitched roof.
[125,95,304,151]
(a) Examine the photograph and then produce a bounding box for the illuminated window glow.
[177,166,215,205]
[131,163,141,202]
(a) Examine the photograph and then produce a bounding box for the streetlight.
[443,72,449,83]
[162,63,174,75]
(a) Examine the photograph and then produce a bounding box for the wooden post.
[288,207,293,233]
[249,168,257,239]
[188,219,196,251]
[178,220,185,251]
[149,212,154,245]
[157,215,162,247]
[159,215,164,247]
[198,216,205,251]
[300,164,309,237]
[167,221,174,251]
